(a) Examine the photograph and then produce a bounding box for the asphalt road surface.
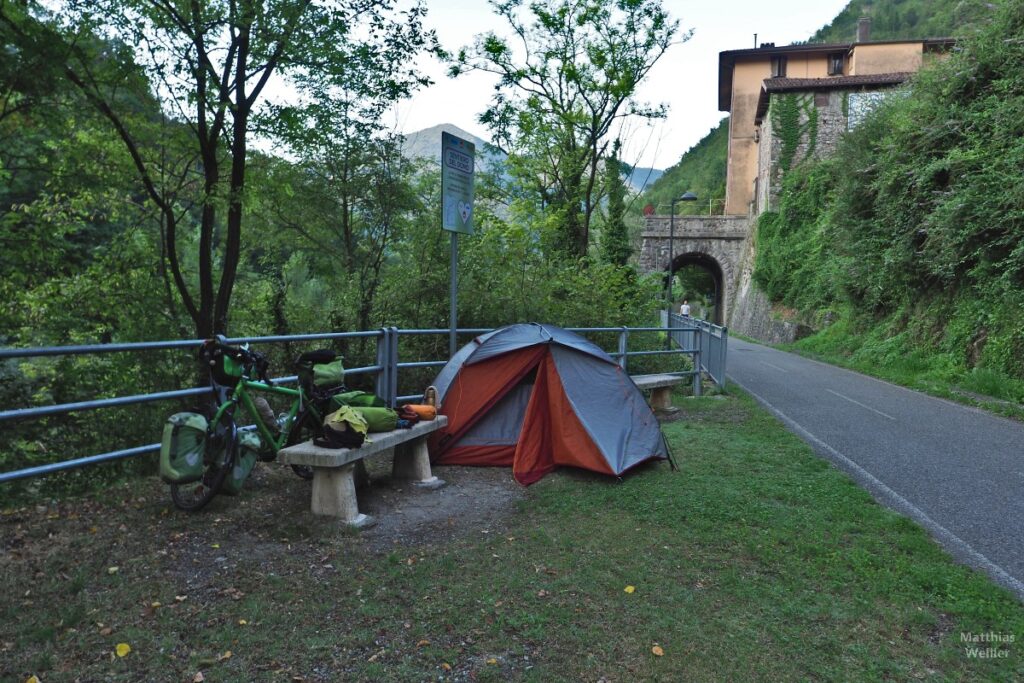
[727,337,1024,600]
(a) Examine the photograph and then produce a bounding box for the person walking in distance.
[680,300,691,317]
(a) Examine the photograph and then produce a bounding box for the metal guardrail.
[0,323,723,483]
[664,311,728,390]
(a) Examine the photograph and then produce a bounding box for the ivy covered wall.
[756,88,894,213]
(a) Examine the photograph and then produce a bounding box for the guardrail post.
[375,328,390,402]
[388,327,400,407]
[720,326,729,390]
[617,327,628,371]
[692,349,702,397]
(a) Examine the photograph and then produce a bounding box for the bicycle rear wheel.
[285,409,320,480]
[170,411,237,511]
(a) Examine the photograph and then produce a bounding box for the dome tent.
[429,323,671,485]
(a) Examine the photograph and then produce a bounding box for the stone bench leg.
[393,437,446,489]
[309,464,375,527]
[649,386,674,410]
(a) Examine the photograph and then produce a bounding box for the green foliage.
[771,94,819,173]
[454,0,682,257]
[812,0,990,43]
[600,142,631,266]
[639,119,727,215]
[753,162,839,312]
[759,0,1024,387]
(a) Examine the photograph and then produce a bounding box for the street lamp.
[666,191,698,316]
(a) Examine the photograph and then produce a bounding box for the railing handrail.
[666,312,728,389]
[1,322,725,484]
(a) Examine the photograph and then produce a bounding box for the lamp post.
[666,191,698,316]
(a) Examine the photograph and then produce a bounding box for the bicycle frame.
[209,378,310,454]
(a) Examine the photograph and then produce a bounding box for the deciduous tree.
[453,0,683,258]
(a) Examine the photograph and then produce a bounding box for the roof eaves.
[753,72,913,122]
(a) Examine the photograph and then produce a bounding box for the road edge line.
[729,374,1024,602]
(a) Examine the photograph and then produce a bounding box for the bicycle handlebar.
[200,338,271,384]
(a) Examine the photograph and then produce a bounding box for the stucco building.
[641,18,954,338]
[720,19,954,216]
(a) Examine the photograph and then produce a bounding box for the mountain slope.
[401,123,502,170]
[402,123,663,191]
[635,119,727,215]
[813,0,989,43]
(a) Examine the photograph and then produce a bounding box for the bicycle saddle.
[295,349,337,366]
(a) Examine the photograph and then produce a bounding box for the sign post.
[441,132,475,357]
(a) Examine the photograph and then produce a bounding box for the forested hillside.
[635,120,727,215]
[812,0,991,43]
[756,0,1024,398]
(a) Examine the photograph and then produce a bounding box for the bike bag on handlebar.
[200,341,249,387]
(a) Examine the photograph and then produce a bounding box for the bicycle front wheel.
[170,410,237,511]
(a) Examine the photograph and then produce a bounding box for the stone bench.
[278,416,448,527]
[631,373,687,411]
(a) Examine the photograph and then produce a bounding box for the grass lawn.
[2,390,1022,681]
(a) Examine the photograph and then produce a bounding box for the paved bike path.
[727,337,1024,600]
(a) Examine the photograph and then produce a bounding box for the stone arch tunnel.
[639,215,750,326]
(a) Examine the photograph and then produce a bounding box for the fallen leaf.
[536,590,549,598]
[440,662,452,671]
[624,585,636,594]
[193,673,205,683]
[486,658,498,665]
[211,543,220,548]
[115,643,131,657]
[175,595,187,602]
[218,651,232,662]
[99,627,113,636]
[238,619,248,626]
[367,648,385,662]
[26,676,41,683]
[416,639,430,647]
[107,566,119,575]
[652,645,664,656]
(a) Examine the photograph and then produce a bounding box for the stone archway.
[670,251,726,325]
[639,214,749,326]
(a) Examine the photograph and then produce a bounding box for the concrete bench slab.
[279,416,447,525]
[631,373,687,411]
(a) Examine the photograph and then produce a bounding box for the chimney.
[857,17,872,42]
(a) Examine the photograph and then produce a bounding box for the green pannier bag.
[353,406,399,433]
[313,359,345,389]
[159,412,208,484]
[221,432,260,496]
[331,390,387,409]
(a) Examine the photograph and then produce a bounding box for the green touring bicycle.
[160,336,345,511]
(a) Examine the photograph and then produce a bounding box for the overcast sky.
[389,0,852,170]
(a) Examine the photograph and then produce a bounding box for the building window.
[828,52,845,75]
[770,55,787,78]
